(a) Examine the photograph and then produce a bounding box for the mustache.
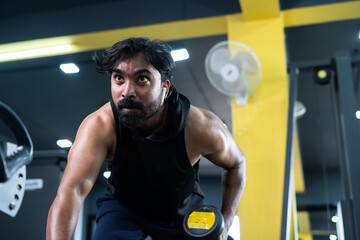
[117,99,144,110]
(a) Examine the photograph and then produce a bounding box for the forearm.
[221,160,246,231]
[47,190,83,240]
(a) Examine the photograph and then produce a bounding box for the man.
[47,37,246,240]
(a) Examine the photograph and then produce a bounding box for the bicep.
[205,134,244,170]
[57,117,110,199]
[201,115,244,170]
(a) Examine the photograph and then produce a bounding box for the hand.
[216,228,229,240]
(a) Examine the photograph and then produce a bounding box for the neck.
[138,104,168,136]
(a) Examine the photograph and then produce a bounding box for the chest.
[116,128,194,180]
[184,127,203,166]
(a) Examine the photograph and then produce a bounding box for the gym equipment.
[205,41,262,106]
[314,67,331,85]
[183,205,225,240]
[0,101,33,182]
[0,101,33,217]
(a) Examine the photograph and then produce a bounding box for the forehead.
[113,52,157,73]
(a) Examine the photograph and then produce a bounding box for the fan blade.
[232,52,257,75]
[208,47,230,74]
[220,72,249,95]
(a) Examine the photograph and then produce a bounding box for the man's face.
[111,52,165,129]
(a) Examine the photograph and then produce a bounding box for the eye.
[138,76,149,83]
[114,75,123,82]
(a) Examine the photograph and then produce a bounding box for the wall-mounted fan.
[205,41,262,105]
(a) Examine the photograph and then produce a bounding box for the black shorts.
[92,194,186,240]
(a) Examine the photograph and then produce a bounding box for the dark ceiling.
[286,18,360,171]
[1,0,357,150]
[0,0,353,21]
[0,35,231,151]
[0,0,360,238]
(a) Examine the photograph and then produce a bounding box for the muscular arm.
[205,116,246,239]
[218,151,246,237]
[47,105,115,240]
[186,106,246,240]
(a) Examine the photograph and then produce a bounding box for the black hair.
[93,37,175,83]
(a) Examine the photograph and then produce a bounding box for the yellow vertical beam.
[294,126,305,193]
[290,206,295,240]
[291,166,299,240]
[227,14,288,239]
[298,211,313,240]
[239,0,280,20]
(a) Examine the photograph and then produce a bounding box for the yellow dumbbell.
[183,205,224,240]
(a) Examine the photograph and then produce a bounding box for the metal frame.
[281,67,298,240]
[281,53,360,240]
[332,52,360,240]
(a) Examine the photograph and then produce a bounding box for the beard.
[116,95,162,129]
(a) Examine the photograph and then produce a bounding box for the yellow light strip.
[283,1,360,28]
[0,14,228,63]
[0,44,72,62]
[311,230,337,236]
[0,1,359,62]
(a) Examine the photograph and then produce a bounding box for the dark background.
[0,0,359,239]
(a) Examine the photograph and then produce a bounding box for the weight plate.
[183,205,224,240]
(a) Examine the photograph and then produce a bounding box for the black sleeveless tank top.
[108,87,204,224]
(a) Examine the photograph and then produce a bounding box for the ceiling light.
[0,44,72,62]
[103,171,111,179]
[314,67,331,85]
[295,101,307,119]
[331,215,339,223]
[171,48,189,61]
[60,63,79,74]
[329,234,337,240]
[356,110,360,119]
[56,139,73,148]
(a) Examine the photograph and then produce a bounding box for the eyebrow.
[112,68,153,75]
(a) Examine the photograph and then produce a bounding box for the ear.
[161,80,171,99]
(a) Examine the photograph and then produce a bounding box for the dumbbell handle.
[184,204,238,240]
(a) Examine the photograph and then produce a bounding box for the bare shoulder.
[79,103,115,137]
[186,105,225,138]
[70,102,116,159]
[185,105,244,169]
[185,106,229,160]
[82,103,114,131]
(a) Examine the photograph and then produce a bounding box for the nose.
[121,80,136,99]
